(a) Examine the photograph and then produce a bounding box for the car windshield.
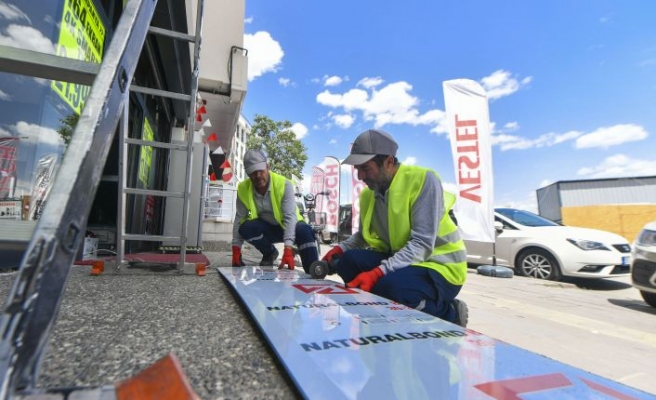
[496,208,559,227]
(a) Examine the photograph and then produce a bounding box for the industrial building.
[537,176,656,241]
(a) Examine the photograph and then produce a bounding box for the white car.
[464,208,632,280]
[630,220,656,308]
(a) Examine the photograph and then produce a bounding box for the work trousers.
[336,249,461,323]
[238,219,318,272]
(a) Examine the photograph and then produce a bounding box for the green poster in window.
[51,0,106,114]
[138,118,154,187]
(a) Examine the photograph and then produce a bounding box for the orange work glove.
[278,246,295,270]
[347,267,384,292]
[232,246,245,267]
[322,246,344,265]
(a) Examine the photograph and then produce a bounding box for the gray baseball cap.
[244,149,268,175]
[342,129,398,165]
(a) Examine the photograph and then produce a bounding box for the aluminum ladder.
[0,0,206,397]
[116,2,205,272]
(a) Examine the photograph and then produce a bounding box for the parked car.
[630,220,656,308]
[464,208,632,280]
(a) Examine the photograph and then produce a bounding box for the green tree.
[57,112,79,149]
[246,114,308,180]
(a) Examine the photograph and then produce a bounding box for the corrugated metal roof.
[536,175,656,210]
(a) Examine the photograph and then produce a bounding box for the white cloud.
[329,138,337,145]
[422,109,448,134]
[535,130,583,146]
[314,71,533,135]
[244,16,253,24]
[575,124,648,149]
[0,2,30,22]
[480,70,532,100]
[316,71,529,135]
[491,133,534,150]
[278,77,291,87]
[492,130,582,151]
[316,88,368,109]
[357,77,384,89]
[363,82,419,124]
[0,89,10,101]
[243,31,283,81]
[403,156,417,165]
[332,114,355,129]
[324,76,344,86]
[493,124,648,151]
[317,80,449,133]
[0,24,55,54]
[577,154,656,178]
[291,122,308,140]
[13,121,63,147]
[503,121,519,131]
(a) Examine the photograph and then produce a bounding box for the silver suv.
[631,220,656,308]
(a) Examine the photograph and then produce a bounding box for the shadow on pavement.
[607,298,656,315]
[561,277,633,291]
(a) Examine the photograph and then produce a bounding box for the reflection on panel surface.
[219,267,655,399]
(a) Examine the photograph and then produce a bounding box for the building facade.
[202,114,252,247]
[0,0,247,263]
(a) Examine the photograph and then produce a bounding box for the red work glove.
[278,246,295,270]
[322,246,344,265]
[232,246,245,267]
[347,267,384,292]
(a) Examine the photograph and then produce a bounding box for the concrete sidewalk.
[0,248,299,399]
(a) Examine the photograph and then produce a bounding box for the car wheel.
[640,290,656,308]
[516,248,561,281]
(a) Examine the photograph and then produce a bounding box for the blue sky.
[241,1,656,212]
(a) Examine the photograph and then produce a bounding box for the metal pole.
[116,95,129,269]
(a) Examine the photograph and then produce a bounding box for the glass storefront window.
[0,1,109,224]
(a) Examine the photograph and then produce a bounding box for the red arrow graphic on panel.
[292,284,359,295]
[475,373,572,400]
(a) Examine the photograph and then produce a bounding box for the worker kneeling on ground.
[322,129,469,327]
[232,149,319,272]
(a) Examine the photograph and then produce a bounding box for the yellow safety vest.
[237,171,303,226]
[360,164,467,285]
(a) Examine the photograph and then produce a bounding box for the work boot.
[452,299,469,328]
[259,247,279,266]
